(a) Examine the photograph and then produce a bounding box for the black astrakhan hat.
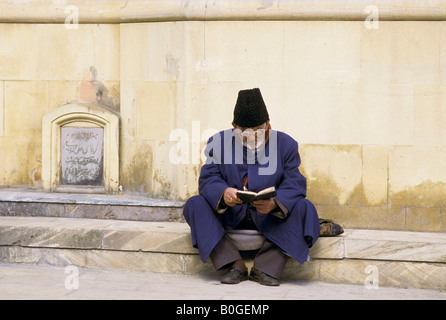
[233,88,269,127]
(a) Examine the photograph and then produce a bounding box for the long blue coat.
[183,129,319,264]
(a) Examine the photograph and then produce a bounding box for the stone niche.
[42,103,119,194]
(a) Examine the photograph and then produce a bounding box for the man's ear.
[232,122,237,129]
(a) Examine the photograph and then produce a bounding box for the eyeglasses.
[235,123,267,137]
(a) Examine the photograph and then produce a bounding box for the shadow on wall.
[80,66,120,112]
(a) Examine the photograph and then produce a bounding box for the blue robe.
[183,129,319,264]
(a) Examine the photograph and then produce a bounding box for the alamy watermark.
[364,265,379,289]
[168,121,278,176]
[364,5,379,30]
[64,5,79,30]
[64,265,79,290]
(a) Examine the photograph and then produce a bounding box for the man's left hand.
[252,198,277,214]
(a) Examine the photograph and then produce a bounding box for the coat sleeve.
[274,138,307,215]
[198,135,229,211]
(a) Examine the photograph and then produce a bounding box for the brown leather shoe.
[249,268,280,286]
[220,267,249,284]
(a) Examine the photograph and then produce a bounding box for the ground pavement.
[0,262,444,301]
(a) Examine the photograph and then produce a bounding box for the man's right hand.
[224,187,243,207]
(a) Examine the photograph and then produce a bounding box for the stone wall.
[0,1,445,232]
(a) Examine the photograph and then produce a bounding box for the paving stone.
[0,263,444,300]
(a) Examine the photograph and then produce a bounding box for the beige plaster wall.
[0,23,120,188]
[118,20,446,232]
[0,6,445,232]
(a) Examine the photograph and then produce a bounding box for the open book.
[236,186,277,203]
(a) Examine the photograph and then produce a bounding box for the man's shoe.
[220,267,249,284]
[249,268,280,286]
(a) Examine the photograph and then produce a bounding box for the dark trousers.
[209,214,288,279]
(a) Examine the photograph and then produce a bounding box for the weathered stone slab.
[309,236,344,259]
[60,127,104,186]
[0,246,215,275]
[0,188,185,222]
[102,221,195,253]
[0,226,103,249]
[0,188,184,207]
[319,259,446,291]
[344,229,446,263]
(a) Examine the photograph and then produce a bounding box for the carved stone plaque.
[60,127,104,186]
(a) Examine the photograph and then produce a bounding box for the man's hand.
[252,198,277,214]
[223,187,243,207]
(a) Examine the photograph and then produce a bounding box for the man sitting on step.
[183,88,320,286]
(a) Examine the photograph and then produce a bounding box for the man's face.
[233,121,270,151]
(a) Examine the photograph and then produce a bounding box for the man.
[183,88,319,286]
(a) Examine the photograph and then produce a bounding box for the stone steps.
[0,215,445,291]
[0,188,445,291]
[0,188,184,222]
